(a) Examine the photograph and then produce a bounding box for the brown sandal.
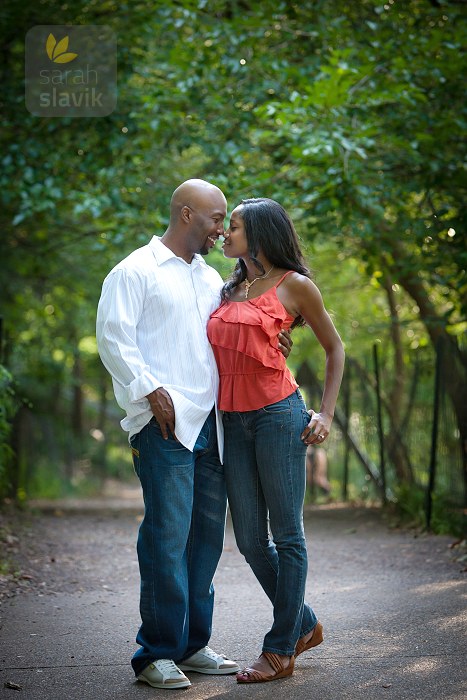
[236,652,294,684]
[295,620,324,657]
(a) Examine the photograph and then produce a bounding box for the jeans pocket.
[149,416,184,447]
[130,435,140,478]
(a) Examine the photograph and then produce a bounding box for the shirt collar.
[149,236,205,269]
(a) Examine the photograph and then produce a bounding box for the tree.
[1,0,465,498]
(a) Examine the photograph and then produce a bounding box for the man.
[97,178,291,690]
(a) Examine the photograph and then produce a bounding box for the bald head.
[170,179,226,224]
[162,179,227,260]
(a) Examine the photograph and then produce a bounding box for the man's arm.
[96,268,162,405]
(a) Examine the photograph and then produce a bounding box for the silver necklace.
[244,265,275,299]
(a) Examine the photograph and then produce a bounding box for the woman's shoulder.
[278,271,323,306]
[279,270,317,290]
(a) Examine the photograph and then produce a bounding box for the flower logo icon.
[46,33,78,63]
[26,24,117,116]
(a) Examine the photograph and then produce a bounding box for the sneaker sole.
[137,674,191,689]
[178,664,240,675]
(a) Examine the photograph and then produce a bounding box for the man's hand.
[278,329,293,358]
[146,388,176,440]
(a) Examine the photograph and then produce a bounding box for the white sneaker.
[179,646,240,675]
[137,659,191,689]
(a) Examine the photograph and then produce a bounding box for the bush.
[393,483,465,537]
[0,365,15,497]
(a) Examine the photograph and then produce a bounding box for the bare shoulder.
[276,271,324,319]
[282,271,323,300]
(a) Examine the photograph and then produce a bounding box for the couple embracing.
[96,178,344,689]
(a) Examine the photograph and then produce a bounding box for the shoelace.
[155,659,185,676]
[201,646,226,661]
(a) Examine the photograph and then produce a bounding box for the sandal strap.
[236,652,295,683]
[295,621,324,656]
[262,652,287,674]
[238,667,264,682]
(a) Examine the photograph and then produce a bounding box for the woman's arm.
[278,273,345,444]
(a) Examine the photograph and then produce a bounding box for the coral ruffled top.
[207,271,298,411]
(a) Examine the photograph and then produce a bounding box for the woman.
[207,198,345,683]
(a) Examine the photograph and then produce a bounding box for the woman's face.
[222,206,248,259]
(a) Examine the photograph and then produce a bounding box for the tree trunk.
[382,277,414,483]
[395,270,467,492]
[95,364,108,478]
[9,405,28,500]
[72,349,83,442]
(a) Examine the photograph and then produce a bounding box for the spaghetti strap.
[275,270,295,287]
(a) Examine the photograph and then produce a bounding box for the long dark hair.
[221,198,311,327]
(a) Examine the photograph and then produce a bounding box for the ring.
[318,434,324,439]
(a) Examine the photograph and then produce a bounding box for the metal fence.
[2,303,465,535]
[297,338,466,534]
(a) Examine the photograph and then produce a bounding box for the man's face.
[186,193,227,255]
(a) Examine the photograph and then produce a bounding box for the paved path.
[0,502,465,700]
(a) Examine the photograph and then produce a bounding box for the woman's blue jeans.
[129,410,227,676]
[223,389,318,656]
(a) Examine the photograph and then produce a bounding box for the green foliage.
[393,483,465,538]
[0,366,15,497]
[0,0,464,512]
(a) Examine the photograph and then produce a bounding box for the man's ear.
[181,206,191,223]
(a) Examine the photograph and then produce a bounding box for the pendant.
[244,265,275,299]
[244,280,255,298]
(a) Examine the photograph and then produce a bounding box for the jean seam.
[144,424,161,643]
[288,402,306,650]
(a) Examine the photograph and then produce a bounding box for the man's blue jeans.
[223,389,318,656]
[130,410,227,676]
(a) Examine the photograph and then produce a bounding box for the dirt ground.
[0,499,466,700]
[1,499,465,605]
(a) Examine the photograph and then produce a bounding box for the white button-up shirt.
[96,236,224,456]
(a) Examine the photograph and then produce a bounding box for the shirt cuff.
[128,370,161,403]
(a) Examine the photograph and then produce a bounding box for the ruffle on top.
[209,290,294,370]
[207,286,298,411]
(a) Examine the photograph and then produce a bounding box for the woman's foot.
[236,652,294,683]
[295,620,324,657]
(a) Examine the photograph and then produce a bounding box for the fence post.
[373,343,387,504]
[426,337,443,531]
[342,362,351,501]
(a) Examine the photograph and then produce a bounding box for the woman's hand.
[301,409,333,446]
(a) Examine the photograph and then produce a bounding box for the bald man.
[97,179,239,689]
